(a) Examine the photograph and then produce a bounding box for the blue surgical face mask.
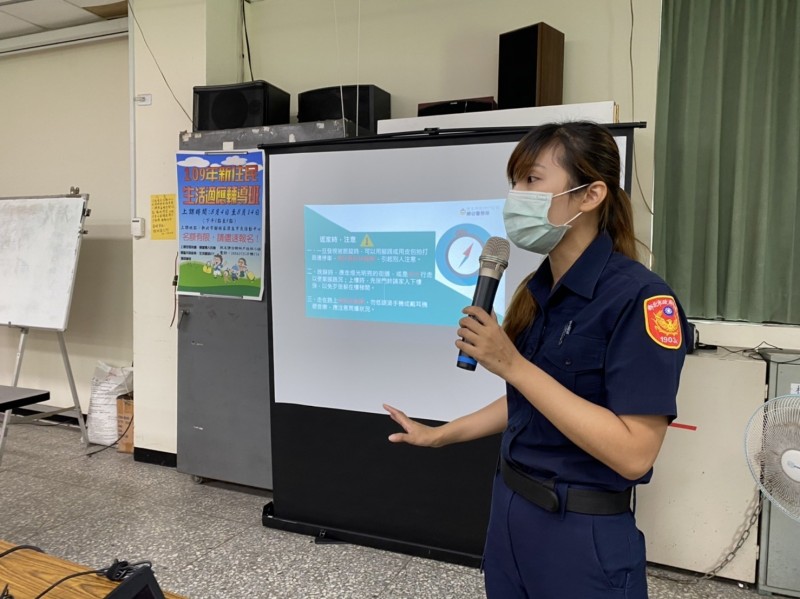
[502,184,589,254]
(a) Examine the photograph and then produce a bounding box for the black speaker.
[192,80,290,131]
[417,96,497,117]
[297,85,390,134]
[498,22,564,109]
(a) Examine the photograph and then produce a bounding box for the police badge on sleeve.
[643,295,682,349]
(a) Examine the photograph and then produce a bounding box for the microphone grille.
[481,236,510,265]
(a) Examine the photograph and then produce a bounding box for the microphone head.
[479,237,510,272]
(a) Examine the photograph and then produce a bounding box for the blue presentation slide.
[305,199,507,327]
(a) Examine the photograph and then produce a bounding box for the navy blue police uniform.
[483,231,689,599]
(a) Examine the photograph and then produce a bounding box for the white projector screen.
[269,130,631,422]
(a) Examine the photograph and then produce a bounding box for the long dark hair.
[503,121,639,342]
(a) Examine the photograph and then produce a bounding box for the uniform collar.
[528,231,613,304]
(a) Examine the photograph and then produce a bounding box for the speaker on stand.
[192,80,290,131]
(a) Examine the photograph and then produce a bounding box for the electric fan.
[744,394,800,521]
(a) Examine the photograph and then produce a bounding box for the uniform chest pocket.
[540,334,607,400]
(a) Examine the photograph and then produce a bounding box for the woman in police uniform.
[384,121,689,599]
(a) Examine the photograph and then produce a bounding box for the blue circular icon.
[435,224,491,286]
[664,306,674,316]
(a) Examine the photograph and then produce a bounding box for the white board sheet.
[0,195,87,330]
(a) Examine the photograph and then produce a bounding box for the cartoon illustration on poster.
[176,150,265,299]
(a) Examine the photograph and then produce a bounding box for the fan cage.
[745,394,800,522]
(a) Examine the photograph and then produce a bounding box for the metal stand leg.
[0,409,10,467]
[11,327,28,386]
[57,331,88,446]
[0,328,29,467]
[5,327,88,450]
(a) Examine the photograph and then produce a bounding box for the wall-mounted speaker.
[417,96,497,117]
[192,80,290,132]
[297,85,390,135]
[498,22,564,109]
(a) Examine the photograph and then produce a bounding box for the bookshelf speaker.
[498,22,564,109]
[192,80,290,131]
[297,85,390,134]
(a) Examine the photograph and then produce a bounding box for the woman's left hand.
[455,307,522,379]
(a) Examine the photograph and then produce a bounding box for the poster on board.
[175,150,265,300]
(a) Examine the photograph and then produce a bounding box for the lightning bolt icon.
[458,242,474,269]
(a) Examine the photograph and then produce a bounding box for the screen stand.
[5,327,89,446]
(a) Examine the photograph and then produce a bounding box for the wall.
[245,0,661,247]
[0,37,132,413]
[131,0,249,453]
[130,0,207,453]
[206,2,243,85]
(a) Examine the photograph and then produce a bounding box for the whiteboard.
[0,195,88,331]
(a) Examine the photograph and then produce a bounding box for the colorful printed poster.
[176,150,265,299]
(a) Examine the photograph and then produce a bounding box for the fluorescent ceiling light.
[0,16,126,55]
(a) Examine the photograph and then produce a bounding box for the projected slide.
[305,199,506,326]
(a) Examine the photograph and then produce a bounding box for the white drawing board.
[0,195,88,331]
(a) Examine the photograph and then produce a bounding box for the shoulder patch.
[643,295,682,349]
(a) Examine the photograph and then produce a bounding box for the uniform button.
[565,358,572,366]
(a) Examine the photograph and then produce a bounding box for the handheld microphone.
[456,236,510,371]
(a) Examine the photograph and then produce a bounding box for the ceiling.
[0,0,126,41]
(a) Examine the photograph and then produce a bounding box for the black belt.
[500,458,632,515]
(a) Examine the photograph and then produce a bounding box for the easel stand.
[0,191,90,453]
[2,327,88,446]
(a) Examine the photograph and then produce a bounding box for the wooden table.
[0,386,50,467]
[0,541,188,599]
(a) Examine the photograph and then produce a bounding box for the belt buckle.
[503,458,561,512]
[539,481,559,512]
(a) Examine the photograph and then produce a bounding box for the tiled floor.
[0,422,776,598]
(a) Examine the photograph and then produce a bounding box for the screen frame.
[261,123,640,565]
